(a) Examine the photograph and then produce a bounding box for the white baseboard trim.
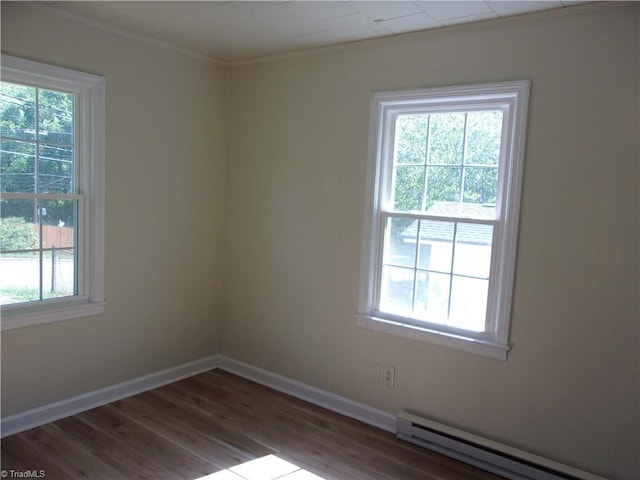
[1,354,395,438]
[1,354,221,438]
[216,355,396,433]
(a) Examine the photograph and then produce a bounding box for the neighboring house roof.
[424,202,495,220]
[401,202,494,245]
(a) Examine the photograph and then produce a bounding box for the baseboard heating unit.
[396,410,608,480]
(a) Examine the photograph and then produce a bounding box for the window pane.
[38,89,74,145]
[426,166,461,206]
[39,143,73,193]
[415,271,450,324]
[1,139,36,193]
[453,223,493,278]
[417,220,454,272]
[427,113,465,165]
[42,249,76,300]
[0,82,36,141]
[1,201,38,252]
[393,165,424,211]
[0,250,40,305]
[380,265,414,316]
[39,199,77,249]
[463,167,498,205]
[384,217,417,268]
[395,114,428,165]
[465,111,503,166]
[449,276,488,332]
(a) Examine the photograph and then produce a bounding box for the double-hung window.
[358,81,529,359]
[1,55,105,329]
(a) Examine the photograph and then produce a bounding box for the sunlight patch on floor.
[198,454,327,480]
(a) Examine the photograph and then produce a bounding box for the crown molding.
[16,1,630,69]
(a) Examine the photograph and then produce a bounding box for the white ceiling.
[42,1,588,64]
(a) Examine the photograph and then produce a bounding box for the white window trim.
[1,54,105,330]
[357,81,530,360]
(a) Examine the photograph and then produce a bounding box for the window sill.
[356,314,509,360]
[1,298,105,331]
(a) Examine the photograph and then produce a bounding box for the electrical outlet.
[366,361,380,383]
[382,365,395,387]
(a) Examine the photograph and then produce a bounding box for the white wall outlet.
[383,365,395,387]
[367,361,380,383]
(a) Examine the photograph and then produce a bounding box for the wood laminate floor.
[1,369,504,480]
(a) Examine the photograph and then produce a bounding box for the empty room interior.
[1,1,638,480]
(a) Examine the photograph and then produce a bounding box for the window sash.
[374,212,499,340]
[382,107,508,215]
[0,99,77,196]
[0,192,84,303]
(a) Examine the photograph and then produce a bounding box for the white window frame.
[1,55,105,330]
[357,81,530,360]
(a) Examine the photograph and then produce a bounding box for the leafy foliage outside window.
[0,217,37,251]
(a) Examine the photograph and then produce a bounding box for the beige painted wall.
[1,3,638,480]
[221,5,639,480]
[1,3,227,414]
